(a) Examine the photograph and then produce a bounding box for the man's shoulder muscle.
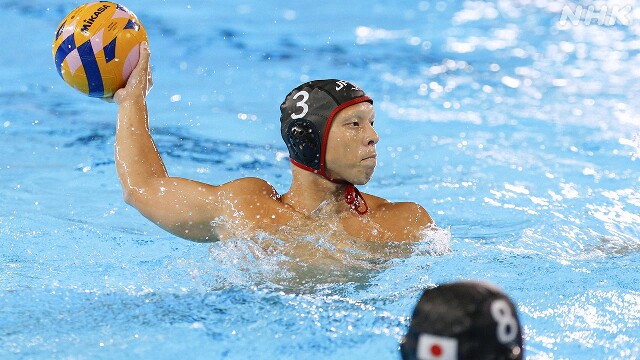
[220,177,280,198]
[365,195,433,227]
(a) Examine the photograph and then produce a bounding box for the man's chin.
[353,170,374,185]
[326,166,374,185]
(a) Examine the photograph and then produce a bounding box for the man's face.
[324,102,379,185]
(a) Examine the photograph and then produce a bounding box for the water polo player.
[401,281,524,360]
[112,43,433,242]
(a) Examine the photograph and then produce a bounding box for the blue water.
[2,0,639,359]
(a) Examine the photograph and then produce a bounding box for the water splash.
[200,224,451,293]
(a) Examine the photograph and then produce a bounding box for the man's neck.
[282,166,348,216]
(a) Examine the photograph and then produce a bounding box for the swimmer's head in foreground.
[401,281,524,360]
[280,79,377,214]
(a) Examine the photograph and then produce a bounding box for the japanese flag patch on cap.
[416,333,458,360]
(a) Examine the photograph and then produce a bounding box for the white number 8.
[490,299,518,344]
[291,91,309,119]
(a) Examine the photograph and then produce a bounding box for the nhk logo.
[559,5,633,26]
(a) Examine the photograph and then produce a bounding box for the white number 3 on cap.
[291,90,309,119]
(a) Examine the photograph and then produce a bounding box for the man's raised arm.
[112,43,223,242]
[114,42,166,199]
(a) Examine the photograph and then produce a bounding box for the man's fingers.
[139,41,150,62]
[113,42,151,104]
[127,42,150,83]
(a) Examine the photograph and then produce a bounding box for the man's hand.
[113,41,153,105]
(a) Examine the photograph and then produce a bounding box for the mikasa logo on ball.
[80,4,111,34]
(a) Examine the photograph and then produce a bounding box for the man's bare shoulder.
[363,193,433,227]
[219,177,280,198]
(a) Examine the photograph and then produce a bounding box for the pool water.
[1,0,639,359]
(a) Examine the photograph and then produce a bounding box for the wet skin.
[113,43,433,243]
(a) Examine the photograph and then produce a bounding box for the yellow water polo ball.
[52,2,148,98]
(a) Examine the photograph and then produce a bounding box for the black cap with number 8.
[401,281,524,360]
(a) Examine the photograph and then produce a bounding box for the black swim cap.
[280,79,372,178]
[401,281,524,360]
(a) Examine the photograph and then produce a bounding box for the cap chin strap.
[322,169,369,215]
[344,183,369,215]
